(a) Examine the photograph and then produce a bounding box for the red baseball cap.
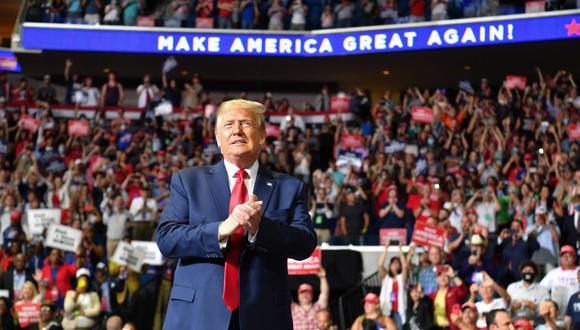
[298,284,313,293]
[10,210,21,222]
[524,153,533,161]
[560,245,576,256]
[361,293,379,304]
[461,303,477,313]
[514,318,533,330]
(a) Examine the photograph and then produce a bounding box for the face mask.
[522,272,535,283]
[77,277,88,289]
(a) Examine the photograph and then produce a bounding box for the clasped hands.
[219,194,263,240]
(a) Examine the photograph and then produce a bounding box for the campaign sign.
[380,229,407,246]
[27,209,61,235]
[14,301,41,327]
[411,222,447,248]
[67,120,89,136]
[45,224,82,253]
[18,115,40,132]
[288,247,321,275]
[411,107,434,123]
[384,141,406,154]
[340,133,364,150]
[505,75,527,90]
[568,123,580,141]
[112,241,146,272]
[330,96,351,112]
[336,149,364,171]
[265,123,281,138]
[154,101,173,116]
[131,240,164,266]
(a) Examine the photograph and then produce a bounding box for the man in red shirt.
[217,0,235,28]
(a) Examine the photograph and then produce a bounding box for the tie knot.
[235,169,248,180]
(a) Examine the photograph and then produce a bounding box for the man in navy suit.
[156,99,317,330]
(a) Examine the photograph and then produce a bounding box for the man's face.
[216,107,265,166]
[561,252,575,268]
[13,254,25,271]
[298,290,313,305]
[462,308,476,324]
[316,311,332,330]
[428,246,442,265]
[491,311,514,330]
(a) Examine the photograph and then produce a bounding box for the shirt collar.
[223,158,259,181]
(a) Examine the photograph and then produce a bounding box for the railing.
[11,0,30,49]
[332,271,382,330]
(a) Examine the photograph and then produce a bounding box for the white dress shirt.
[220,159,260,248]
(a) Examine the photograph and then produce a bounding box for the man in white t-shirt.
[468,272,510,328]
[507,260,549,320]
[540,245,580,318]
[466,188,501,235]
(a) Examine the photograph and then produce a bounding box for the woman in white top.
[62,268,100,330]
[267,0,285,30]
[378,240,409,329]
[289,0,307,30]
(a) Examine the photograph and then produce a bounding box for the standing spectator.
[450,303,478,330]
[320,5,334,29]
[0,297,14,330]
[64,59,82,106]
[239,0,257,29]
[527,205,560,274]
[351,293,397,330]
[540,245,579,319]
[535,299,565,330]
[404,284,433,330]
[429,265,467,330]
[267,0,285,30]
[39,303,61,330]
[380,0,398,24]
[466,187,501,237]
[496,220,539,285]
[314,86,330,112]
[378,189,406,229]
[121,0,139,26]
[62,268,100,329]
[418,246,444,295]
[160,72,182,108]
[360,0,378,26]
[94,262,126,317]
[468,272,510,328]
[506,260,549,321]
[100,72,125,108]
[409,0,426,22]
[217,0,235,28]
[430,0,448,20]
[334,0,354,27]
[136,74,159,110]
[79,77,100,107]
[316,310,337,330]
[0,253,36,302]
[103,0,122,24]
[378,241,409,328]
[337,187,369,245]
[310,188,333,245]
[290,0,308,30]
[40,249,77,307]
[102,194,131,259]
[486,309,514,330]
[65,0,84,24]
[128,186,157,241]
[563,269,580,330]
[196,0,214,24]
[83,0,102,24]
[0,72,11,103]
[36,74,58,109]
[291,268,329,330]
[11,78,35,109]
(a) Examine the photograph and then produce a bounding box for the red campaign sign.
[18,115,40,132]
[411,222,447,248]
[288,247,321,275]
[379,229,407,246]
[340,133,364,149]
[68,120,89,136]
[0,57,18,70]
[568,123,580,141]
[505,75,528,90]
[411,107,434,124]
[265,123,281,138]
[14,301,40,327]
[330,96,351,112]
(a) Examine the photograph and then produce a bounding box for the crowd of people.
[23,0,578,30]
[0,60,579,330]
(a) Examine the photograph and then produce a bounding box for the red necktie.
[223,169,248,311]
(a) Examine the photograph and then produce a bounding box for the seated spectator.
[316,309,337,330]
[507,260,549,321]
[450,303,478,330]
[535,299,565,330]
[351,293,397,330]
[62,268,100,329]
[563,269,580,330]
[39,303,61,330]
[486,309,514,330]
[291,268,329,330]
[467,272,510,328]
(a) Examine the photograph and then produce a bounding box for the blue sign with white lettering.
[21,13,580,57]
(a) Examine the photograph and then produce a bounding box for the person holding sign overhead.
[156,99,316,330]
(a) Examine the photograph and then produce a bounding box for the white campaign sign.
[27,209,61,235]
[45,224,82,253]
[112,242,145,272]
[131,240,164,266]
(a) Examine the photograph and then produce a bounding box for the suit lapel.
[253,165,275,212]
[207,160,231,222]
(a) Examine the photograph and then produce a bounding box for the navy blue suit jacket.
[156,160,317,330]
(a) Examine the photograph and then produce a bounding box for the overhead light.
[382,70,390,76]
[181,70,189,76]
[464,65,471,71]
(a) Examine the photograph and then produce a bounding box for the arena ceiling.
[13,38,580,93]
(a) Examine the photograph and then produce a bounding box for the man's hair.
[216,99,266,130]
[486,308,509,329]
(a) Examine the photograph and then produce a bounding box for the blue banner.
[0,49,21,72]
[21,12,580,57]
